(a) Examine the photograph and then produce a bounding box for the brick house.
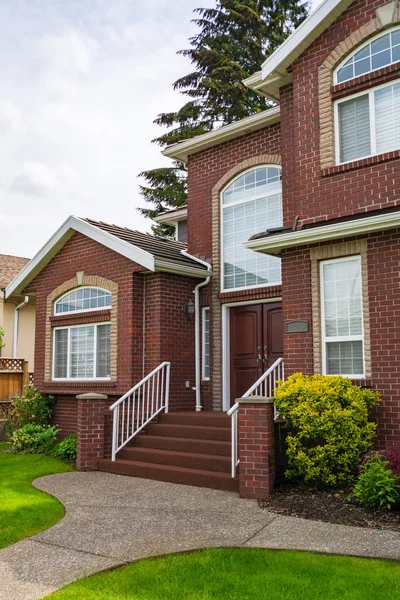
[6,0,400,497]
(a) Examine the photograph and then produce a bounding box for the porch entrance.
[229,302,283,406]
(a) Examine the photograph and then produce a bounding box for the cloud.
[32,30,99,92]
[10,162,79,198]
[0,101,23,133]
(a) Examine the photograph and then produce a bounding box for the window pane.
[375,83,400,154]
[54,329,68,378]
[55,288,111,314]
[337,30,399,82]
[339,95,371,162]
[326,341,363,376]
[70,326,95,378]
[222,168,282,289]
[96,324,111,378]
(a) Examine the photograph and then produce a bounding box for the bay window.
[321,256,364,378]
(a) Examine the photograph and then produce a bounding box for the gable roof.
[244,0,354,101]
[5,216,209,298]
[0,254,30,289]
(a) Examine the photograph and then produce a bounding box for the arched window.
[221,166,282,290]
[335,27,400,84]
[55,287,111,315]
[335,27,400,164]
[53,286,111,380]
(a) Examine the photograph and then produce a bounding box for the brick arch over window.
[210,154,281,409]
[318,5,400,169]
[44,274,118,382]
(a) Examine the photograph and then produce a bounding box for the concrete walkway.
[1,472,400,600]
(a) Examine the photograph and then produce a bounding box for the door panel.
[229,302,283,406]
[230,305,262,405]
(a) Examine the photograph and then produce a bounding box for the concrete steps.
[98,411,238,492]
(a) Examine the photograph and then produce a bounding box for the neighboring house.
[6,0,400,496]
[0,254,35,370]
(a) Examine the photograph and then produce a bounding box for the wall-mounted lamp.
[183,298,195,319]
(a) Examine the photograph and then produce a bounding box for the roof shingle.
[0,254,30,289]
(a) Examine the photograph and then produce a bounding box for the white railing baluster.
[228,357,284,478]
[110,362,171,460]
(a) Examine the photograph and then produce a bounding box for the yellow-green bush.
[274,373,380,486]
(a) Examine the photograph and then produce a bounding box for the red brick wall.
[282,0,400,227]
[144,272,197,411]
[281,230,400,447]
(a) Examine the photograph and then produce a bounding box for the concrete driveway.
[1,471,400,600]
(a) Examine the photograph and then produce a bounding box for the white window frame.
[220,165,282,293]
[54,286,112,316]
[320,255,365,379]
[202,307,210,381]
[334,26,400,85]
[334,77,400,165]
[52,322,111,381]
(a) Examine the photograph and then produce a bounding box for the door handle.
[263,345,268,365]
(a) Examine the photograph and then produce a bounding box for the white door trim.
[221,297,282,411]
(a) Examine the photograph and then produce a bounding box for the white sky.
[0,0,324,258]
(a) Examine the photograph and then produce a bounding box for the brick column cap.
[76,393,108,400]
[237,396,274,404]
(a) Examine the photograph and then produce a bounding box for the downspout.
[13,296,29,358]
[181,250,211,412]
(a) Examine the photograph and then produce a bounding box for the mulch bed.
[258,486,400,532]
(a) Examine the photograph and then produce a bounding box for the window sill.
[43,380,117,388]
[332,63,400,101]
[321,150,400,177]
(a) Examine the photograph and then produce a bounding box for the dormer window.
[334,28,400,165]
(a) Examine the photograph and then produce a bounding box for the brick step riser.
[159,413,230,428]
[118,447,231,473]
[134,435,231,456]
[98,459,239,492]
[147,424,231,442]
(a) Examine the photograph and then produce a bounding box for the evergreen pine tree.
[139,0,310,235]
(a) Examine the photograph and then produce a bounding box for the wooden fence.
[0,359,33,415]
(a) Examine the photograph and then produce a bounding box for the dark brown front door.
[230,303,283,406]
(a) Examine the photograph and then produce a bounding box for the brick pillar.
[76,393,108,471]
[237,397,275,499]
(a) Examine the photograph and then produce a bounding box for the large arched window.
[335,27,400,84]
[221,166,282,290]
[334,28,400,164]
[53,286,111,380]
[55,287,111,315]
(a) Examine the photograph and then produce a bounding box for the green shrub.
[353,457,399,510]
[274,373,380,487]
[53,435,77,461]
[11,424,60,454]
[6,387,55,436]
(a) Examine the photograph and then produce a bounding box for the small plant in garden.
[274,373,380,487]
[353,456,399,510]
[53,435,77,461]
[0,325,5,350]
[11,424,60,454]
[6,387,55,436]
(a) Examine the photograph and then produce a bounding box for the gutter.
[181,251,212,412]
[13,296,29,358]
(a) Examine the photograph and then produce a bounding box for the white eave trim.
[5,216,156,297]
[162,107,280,162]
[154,259,212,279]
[245,0,353,101]
[244,211,400,256]
[154,207,188,225]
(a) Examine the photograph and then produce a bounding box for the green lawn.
[43,548,400,600]
[0,442,74,548]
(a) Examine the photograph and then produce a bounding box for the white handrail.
[228,357,284,478]
[110,362,170,461]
